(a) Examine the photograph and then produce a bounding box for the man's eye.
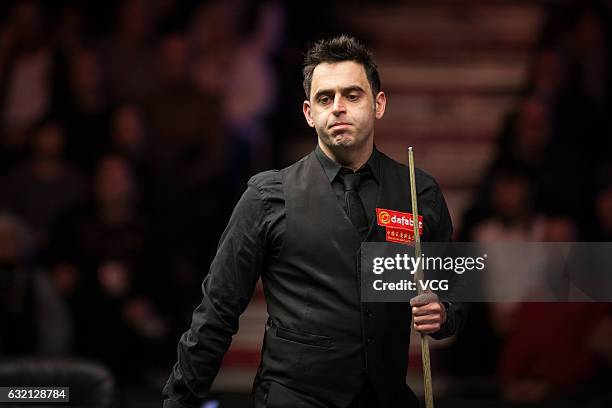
[347,94,359,101]
[318,96,331,105]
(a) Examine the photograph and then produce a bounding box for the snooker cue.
[408,147,435,408]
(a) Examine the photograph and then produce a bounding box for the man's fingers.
[410,292,447,334]
[413,323,441,334]
[413,315,441,324]
[412,302,443,316]
[409,292,438,307]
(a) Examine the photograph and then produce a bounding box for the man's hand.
[410,292,447,334]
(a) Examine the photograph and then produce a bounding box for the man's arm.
[162,180,271,407]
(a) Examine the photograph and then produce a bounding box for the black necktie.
[340,168,370,239]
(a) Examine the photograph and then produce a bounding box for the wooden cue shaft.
[408,147,435,408]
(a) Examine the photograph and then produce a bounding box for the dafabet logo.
[378,211,391,225]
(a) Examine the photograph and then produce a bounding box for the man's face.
[303,61,386,154]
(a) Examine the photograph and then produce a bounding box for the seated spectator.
[0,1,59,172]
[498,217,609,405]
[0,212,73,356]
[62,47,111,173]
[3,118,86,248]
[47,155,168,385]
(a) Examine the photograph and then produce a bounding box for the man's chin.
[330,134,356,147]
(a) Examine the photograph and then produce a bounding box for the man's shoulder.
[248,169,282,190]
[247,154,312,190]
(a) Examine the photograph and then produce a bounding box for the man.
[163,35,465,408]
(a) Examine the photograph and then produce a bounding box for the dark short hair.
[302,35,381,99]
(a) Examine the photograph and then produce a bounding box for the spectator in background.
[448,167,546,378]
[0,212,73,356]
[109,103,149,179]
[143,28,235,319]
[47,154,167,384]
[0,1,61,172]
[472,167,548,334]
[185,0,288,191]
[471,166,545,243]
[144,30,224,191]
[459,93,584,241]
[494,95,555,176]
[62,47,111,173]
[498,217,610,406]
[542,49,608,180]
[106,102,154,241]
[83,257,168,386]
[48,154,148,294]
[2,118,86,248]
[531,1,612,213]
[538,1,612,107]
[224,1,285,175]
[525,48,570,101]
[524,45,609,193]
[563,3,612,111]
[55,4,87,53]
[98,0,157,102]
[189,1,239,98]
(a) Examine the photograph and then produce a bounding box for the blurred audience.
[471,166,545,243]
[224,0,284,174]
[497,217,609,405]
[0,212,73,356]
[47,154,168,384]
[453,2,612,404]
[48,155,148,296]
[62,47,111,173]
[0,1,60,171]
[109,103,148,170]
[98,0,157,102]
[499,302,610,405]
[2,118,86,247]
[144,30,224,191]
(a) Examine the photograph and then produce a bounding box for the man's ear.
[375,91,387,119]
[303,100,315,128]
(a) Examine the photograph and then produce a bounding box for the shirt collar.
[314,144,381,184]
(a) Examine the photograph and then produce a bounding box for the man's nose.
[332,95,346,115]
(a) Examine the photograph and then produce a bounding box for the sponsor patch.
[376,208,423,234]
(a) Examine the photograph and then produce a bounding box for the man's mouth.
[329,122,351,129]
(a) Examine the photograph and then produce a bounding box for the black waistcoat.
[258,151,431,407]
